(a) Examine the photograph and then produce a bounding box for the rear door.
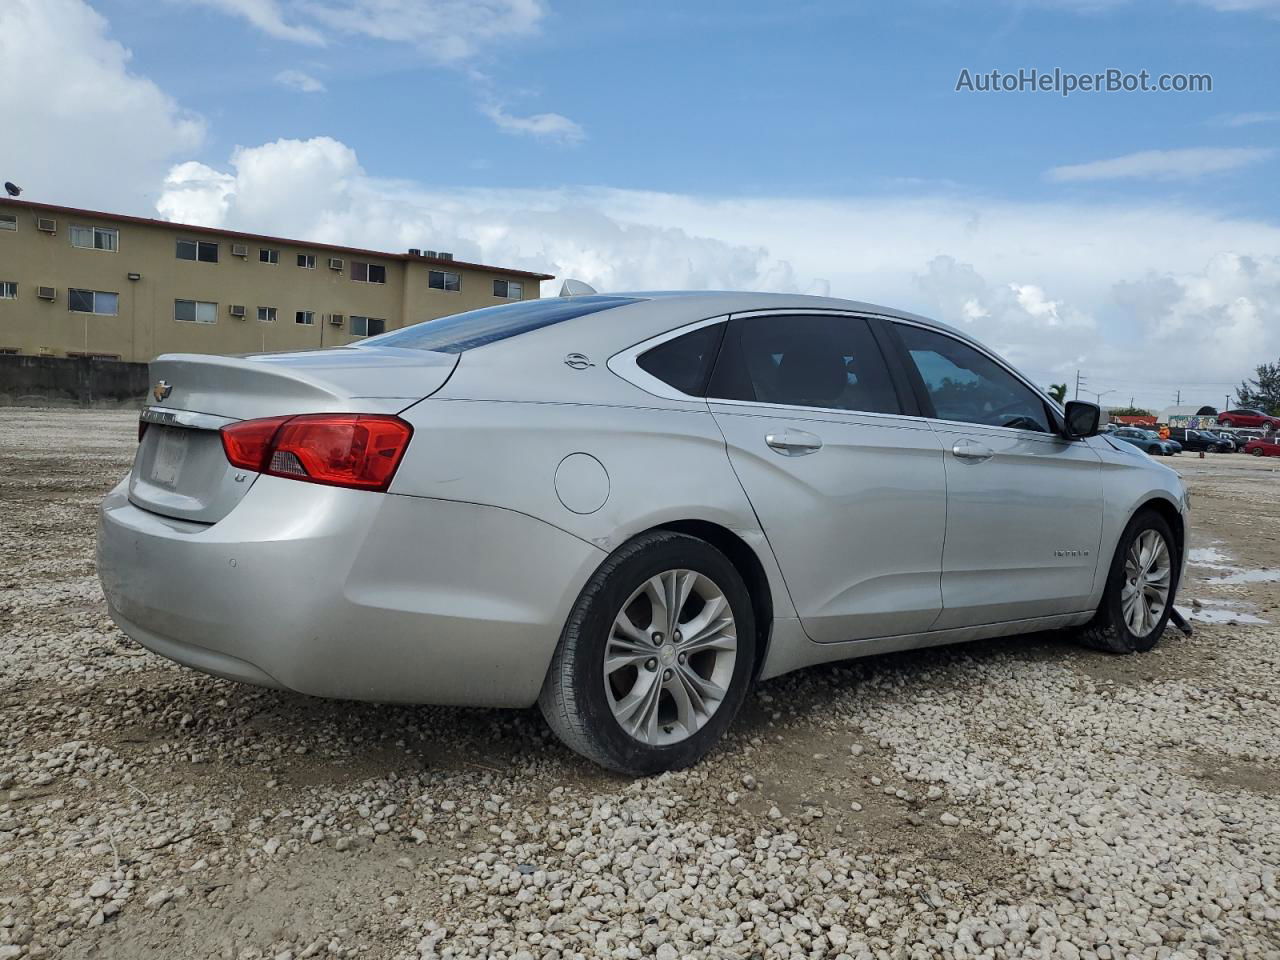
[885,321,1103,629]
[704,312,948,643]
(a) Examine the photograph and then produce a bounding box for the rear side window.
[362,296,643,354]
[894,323,1050,432]
[707,313,901,414]
[636,323,725,396]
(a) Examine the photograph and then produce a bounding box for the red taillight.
[219,414,413,492]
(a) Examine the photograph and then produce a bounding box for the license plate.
[151,428,189,487]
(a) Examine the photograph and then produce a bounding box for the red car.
[1244,437,1280,457]
[1218,407,1280,430]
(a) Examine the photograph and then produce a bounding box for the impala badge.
[152,380,173,402]
[564,353,594,370]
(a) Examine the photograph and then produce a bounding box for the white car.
[98,292,1189,774]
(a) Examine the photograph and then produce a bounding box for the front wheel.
[1220,419,1234,428]
[1253,447,1265,457]
[1077,510,1178,654]
[539,531,756,775]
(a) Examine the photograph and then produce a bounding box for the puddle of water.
[1188,546,1236,569]
[1176,605,1269,625]
[1207,568,1280,585]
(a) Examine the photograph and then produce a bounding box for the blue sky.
[4,0,1280,406]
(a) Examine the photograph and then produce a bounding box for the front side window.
[349,316,386,337]
[68,288,119,315]
[493,279,523,299]
[174,299,217,324]
[295,310,315,325]
[0,281,15,299]
[707,313,901,414]
[351,261,387,284]
[895,324,1050,432]
[260,248,279,264]
[70,225,118,251]
[637,323,725,396]
[257,306,276,323]
[429,270,460,291]
[297,254,316,269]
[176,239,218,262]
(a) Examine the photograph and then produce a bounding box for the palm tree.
[1048,383,1068,404]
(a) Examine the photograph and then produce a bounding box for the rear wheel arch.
[647,520,774,681]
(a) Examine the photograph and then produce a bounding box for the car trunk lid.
[129,346,456,524]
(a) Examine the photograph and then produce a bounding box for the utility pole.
[1175,389,1181,405]
[1074,370,1086,400]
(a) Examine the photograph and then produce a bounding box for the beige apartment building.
[0,198,553,363]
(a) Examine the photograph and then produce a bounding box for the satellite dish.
[559,278,598,297]
[3,182,21,198]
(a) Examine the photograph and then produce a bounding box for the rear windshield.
[359,296,642,354]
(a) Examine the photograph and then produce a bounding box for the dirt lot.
[1,409,1277,960]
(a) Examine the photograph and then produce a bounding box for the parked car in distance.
[1197,429,1241,452]
[1109,427,1179,456]
[1167,428,1231,453]
[1217,407,1280,431]
[97,291,1190,775]
[1244,437,1280,457]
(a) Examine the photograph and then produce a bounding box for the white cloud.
[189,0,323,45]
[481,104,585,145]
[0,0,205,211]
[306,0,545,62]
[1216,111,1280,127]
[1046,147,1274,182]
[153,136,1280,406]
[274,68,326,93]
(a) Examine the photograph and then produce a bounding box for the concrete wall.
[0,354,149,406]
[0,199,549,363]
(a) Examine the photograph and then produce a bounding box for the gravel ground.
[1,408,1277,960]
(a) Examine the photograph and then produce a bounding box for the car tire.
[1253,447,1264,457]
[1220,419,1234,428]
[1077,509,1179,655]
[538,531,756,776]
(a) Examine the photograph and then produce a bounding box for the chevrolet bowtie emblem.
[153,380,173,402]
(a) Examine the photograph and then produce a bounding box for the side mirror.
[1063,400,1101,439]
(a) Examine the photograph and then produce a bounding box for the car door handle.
[951,441,994,463]
[766,430,823,457]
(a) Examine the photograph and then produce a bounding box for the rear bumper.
[97,477,604,706]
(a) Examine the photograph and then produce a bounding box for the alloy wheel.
[603,569,738,746]
[1121,529,1172,638]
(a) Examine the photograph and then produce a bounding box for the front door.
[706,312,948,643]
[888,321,1104,629]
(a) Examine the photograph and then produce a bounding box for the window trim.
[883,318,1069,440]
[257,306,276,323]
[297,254,316,269]
[348,315,386,338]
[174,298,218,324]
[70,225,119,252]
[68,288,120,316]
[610,308,925,422]
[0,214,16,231]
[350,261,386,284]
[295,310,315,325]
[428,269,461,292]
[176,238,219,263]
[0,281,16,300]
[259,248,279,265]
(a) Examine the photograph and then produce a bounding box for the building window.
[0,282,15,300]
[297,254,316,269]
[175,299,217,324]
[257,306,277,323]
[68,288,119,316]
[349,316,386,338]
[260,248,279,264]
[176,239,218,263]
[0,214,15,231]
[0,348,18,355]
[429,270,460,291]
[351,261,387,284]
[295,310,315,325]
[70,225,118,251]
[493,279,523,300]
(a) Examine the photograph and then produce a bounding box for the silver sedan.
[98,291,1189,774]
